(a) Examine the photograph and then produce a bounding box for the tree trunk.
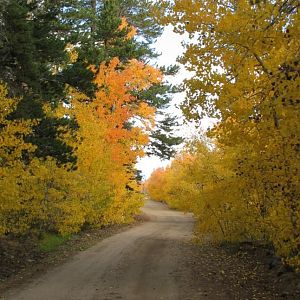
[91,0,97,33]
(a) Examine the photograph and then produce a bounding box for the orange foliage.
[92,57,161,164]
[67,57,163,225]
[145,168,167,202]
[118,17,137,40]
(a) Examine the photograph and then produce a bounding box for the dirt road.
[4,200,299,300]
[3,201,195,300]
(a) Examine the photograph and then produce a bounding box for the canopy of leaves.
[153,0,300,271]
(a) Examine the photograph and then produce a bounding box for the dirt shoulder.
[0,215,146,295]
[178,241,300,300]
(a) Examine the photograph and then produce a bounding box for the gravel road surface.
[4,201,195,300]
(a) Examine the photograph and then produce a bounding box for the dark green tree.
[148,114,183,160]
[0,0,76,164]
[0,0,182,165]
[62,0,183,159]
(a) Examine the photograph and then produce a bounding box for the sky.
[135,26,216,180]
[135,25,188,180]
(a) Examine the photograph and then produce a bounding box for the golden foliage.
[153,0,300,270]
[0,56,161,236]
[118,17,137,40]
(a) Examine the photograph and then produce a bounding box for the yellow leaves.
[1,157,81,235]
[90,57,161,165]
[123,59,163,89]
[166,0,300,123]
[0,50,162,236]
[66,56,162,229]
[94,58,162,99]
[54,200,86,235]
[145,167,167,202]
[147,104,300,266]
[0,83,16,120]
[0,83,36,166]
[136,102,156,128]
[65,43,79,63]
[152,0,300,270]
[118,17,137,40]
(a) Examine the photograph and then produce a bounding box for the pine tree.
[62,0,183,159]
[0,0,76,164]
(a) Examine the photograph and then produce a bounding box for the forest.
[0,0,300,277]
[0,0,183,237]
[146,0,300,271]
